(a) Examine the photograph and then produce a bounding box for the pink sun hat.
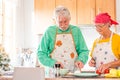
[94,13,119,25]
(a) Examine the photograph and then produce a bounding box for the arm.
[37,27,56,67]
[72,26,89,64]
[76,29,89,64]
[88,39,97,67]
[97,60,120,73]
[71,26,89,70]
[108,60,120,68]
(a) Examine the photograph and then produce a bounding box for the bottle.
[54,64,60,77]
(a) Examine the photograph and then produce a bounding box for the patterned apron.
[50,28,78,72]
[92,32,118,69]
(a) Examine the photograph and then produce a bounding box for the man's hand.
[75,61,84,71]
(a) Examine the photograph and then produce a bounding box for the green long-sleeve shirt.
[37,25,89,67]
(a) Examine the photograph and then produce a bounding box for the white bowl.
[60,69,69,76]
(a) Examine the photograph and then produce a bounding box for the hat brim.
[110,19,119,25]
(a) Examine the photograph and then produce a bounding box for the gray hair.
[53,6,71,21]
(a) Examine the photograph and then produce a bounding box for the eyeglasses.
[95,24,106,28]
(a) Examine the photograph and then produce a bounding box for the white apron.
[50,28,78,72]
[92,32,118,69]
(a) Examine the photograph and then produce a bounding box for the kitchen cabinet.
[96,0,115,20]
[77,0,116,24]
[34,0,116,34]
[34,0,55,34]
[77,0,95,24]
[34,0,76,34]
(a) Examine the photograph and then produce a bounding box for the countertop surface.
[0,70,120,80]
[0,75,120,80]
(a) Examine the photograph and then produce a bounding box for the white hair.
[53,6,71,21]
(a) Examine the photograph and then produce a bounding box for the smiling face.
[56,15,70,31]
[54,6,71,31]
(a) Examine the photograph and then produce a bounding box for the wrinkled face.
[56,15,70,31]
[95,23,109,35]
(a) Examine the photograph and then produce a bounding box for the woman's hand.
[88,58,96,67]
[75,61,84,71]
[97,63,111,73]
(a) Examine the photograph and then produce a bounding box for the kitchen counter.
[0,76,120,80]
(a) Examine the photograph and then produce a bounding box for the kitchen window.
[0,0,38,68]
[0,0,18,67]
[0,0,3,44]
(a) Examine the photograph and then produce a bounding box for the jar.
[54,64,60,77]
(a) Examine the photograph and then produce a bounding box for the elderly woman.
[89,13,120,74]
[37,6,89,73]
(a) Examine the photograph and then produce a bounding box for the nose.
[61,25,65,28]
[61,22,65,27]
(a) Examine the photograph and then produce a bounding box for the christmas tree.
[0,44,10,72]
